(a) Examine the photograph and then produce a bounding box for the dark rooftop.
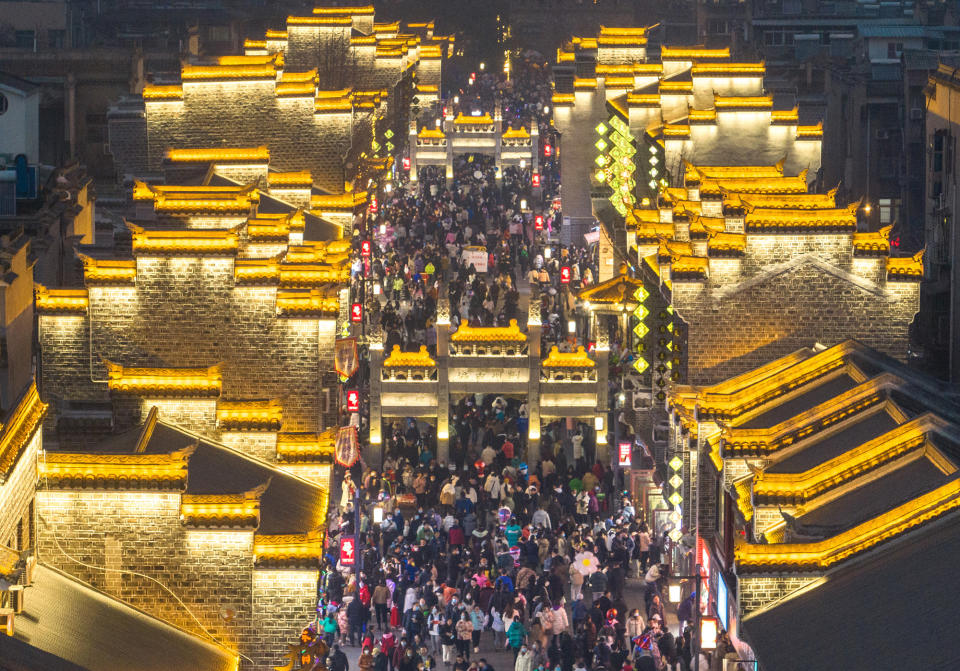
[765,406,901,473]
[737,373,861,430]
[8,564,236,671]
[64,419,327,536]
[743,513,960,671]
[793,457,951,532]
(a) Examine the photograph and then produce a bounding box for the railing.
[449,341,529,356]
[540,367,598,382]
[381,366,438,381]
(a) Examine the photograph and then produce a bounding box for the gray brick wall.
[37,490,316,670]
[671,239,919,385]
[739,575,819,616]
[39,265,337,457]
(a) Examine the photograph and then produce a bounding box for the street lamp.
[373,506,383,524]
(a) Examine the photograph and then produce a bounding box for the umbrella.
[573,551,599,576]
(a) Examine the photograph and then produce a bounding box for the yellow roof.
[450,319,527,343]
[0,382,47,480]
[276,429,336,461]
[736,478,960,571]
[181,63,276,81]
[287,15,353,26]
[714,95,774,109]
[38,446,195,488]
[454,113,494,125]
[275,288,341,316]
[685,160,784,182]
[310,191,369,211]
[268,171,313,186]
[660,45,730,59]
[105,362,223,396]
[166,146,270,163]
[542,346,596,368]
[691,62,765,76]
[577,271,646,304]
[418,127,446,139]
[129,225,241,254]
[853,225,892,253]
[744,203,859,230]
[887,250,924,279]
[383,345,437,367]
[707,231,747,252]
[216,399,283,430]
[722,188,838,211]
[311,4,374,14]
[35,285,88,314]
[502,126,530,139]
[699,171,810,196]
[142,85,183,101]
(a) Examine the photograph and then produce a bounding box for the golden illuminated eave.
[660,45,730,59]
[309,191,368,211]
[181,486,264,528]
[35,285,88,314]
[267,171,313,187]
[418,127,445,139]
[105,362,223,397]
[853,225,892,254]
[275,288,340,317]
[502,127,530,139]
[450,319,527,343]
[453,113,494,125]
[166,146,270,163]
[551,93,575,105]
[722,188,838,211]
[283,239,351,263]
[714,95,774,110]
[736,478,960,572]
[383,345,437,368]
[39,446,195,490]
[542,346,596,368]
[217,399,283,431]
[887,250,924,279]
[752,419,948,505]
[699,171,810,196]
[691,62,765,76]
[686,160,784,183]
[708,231,747,253]
[312,4,374,15]
[278,263,350,287]
[181,64,277,81]
[745,204,858,230]
[0,383,47,482]
[81,257,136,285]
[142,85,183,101]
[129,225,241,255]
[288,15,353,26]
[276,429,336,463]
[626,93,661,107]
[254,530,324,566]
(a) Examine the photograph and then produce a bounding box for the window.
[933,130,954,175]
[207,25,230,42]
[14,30,34,49]
[783,0,801,14]
[879,198,893,225]
[48,29,66,49]
[0,92,7,116]
[764,29,794,46]
[707,19,729,35]
[887,41,903,59]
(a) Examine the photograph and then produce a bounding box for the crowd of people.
[314,56,746,671]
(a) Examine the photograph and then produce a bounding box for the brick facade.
[37,490,317,670]
[739,575,819,616]
[671,244,920,384]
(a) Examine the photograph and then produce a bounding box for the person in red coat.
[449,523,465,546]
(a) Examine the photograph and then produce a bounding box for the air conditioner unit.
[910,108,923,121]
[632,390,652,410]
[876,129,890,140]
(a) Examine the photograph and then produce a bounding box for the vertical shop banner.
[335,426,360,467]
[340,536,356,565]
[335,338,359,378]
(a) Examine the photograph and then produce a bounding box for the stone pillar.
[368,342,384,468]
[526,287,542,464]
[436,294,451,464]
[443,111,454,181]
[408,120,419,187]
[595,320,610,463]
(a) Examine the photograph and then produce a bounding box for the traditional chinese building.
[37,153,347,487]
[108,6,453,193]
[551,26,823,241]
[666,341,960,669]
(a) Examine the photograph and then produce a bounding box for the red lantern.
[346,390,360,412]
[351,303,363,323]
[402,157,411,170]
[560,266,571,284]
[544,144,552,157]
[534,215,544,231]
[532,173,541,188]
[360,240,371,257]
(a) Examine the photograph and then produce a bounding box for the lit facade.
[108,7,453,193]
[666,341,960,668]
[38,157,347,486]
